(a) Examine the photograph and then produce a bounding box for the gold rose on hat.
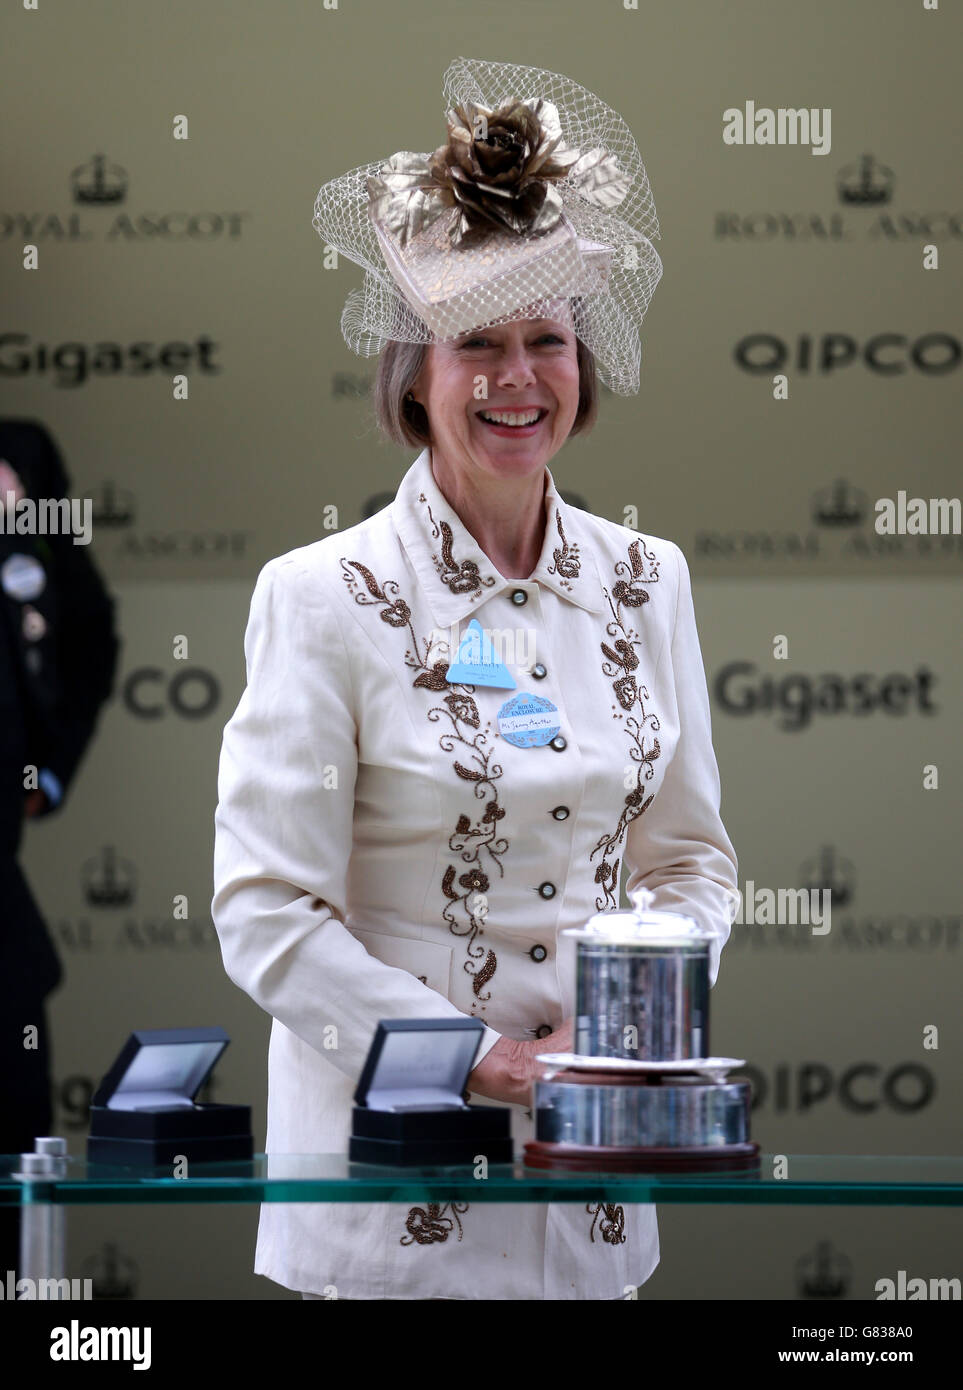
[369,97,629,246]
[314,57,663,394]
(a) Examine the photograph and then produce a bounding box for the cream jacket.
[211,445,738,1300]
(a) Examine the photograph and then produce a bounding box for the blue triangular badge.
[446,618,516,688]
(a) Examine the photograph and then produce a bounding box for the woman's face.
[410,310,581,485]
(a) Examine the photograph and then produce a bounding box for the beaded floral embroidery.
[587,1202,627,1245]
[401,1202,469,1246]
[339,558,505,1012]
[340,554,510,1250]
[419,494,498,600]
[590,537,663,911]
[545,509,581,590]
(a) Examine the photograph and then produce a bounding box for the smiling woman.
[373,317,599,451]
[397,311,590,579]
[211,57,740,1303]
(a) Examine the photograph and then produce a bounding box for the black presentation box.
[349,1019,513,1167]
[87,1026,253,1166]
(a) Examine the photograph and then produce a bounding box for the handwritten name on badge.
[497,693,560,748]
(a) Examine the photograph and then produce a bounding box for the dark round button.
[529,944,548,962]
[537,881,556,900]
[531,662,547,680]
[535,1024,553,1040]
[550,735,567,751]
[510,589,528,606]
[551,805,569,821]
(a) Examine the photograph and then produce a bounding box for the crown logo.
[811,478,866,527]
[71,153,128,206]
[800,845,855,909]
[81,1242,138,1300]
[82,846,136,908]
[90,480,135,527]
[836,154,894,207]
[796,1240,852,1298]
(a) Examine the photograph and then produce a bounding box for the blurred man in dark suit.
[0,419,119,1276]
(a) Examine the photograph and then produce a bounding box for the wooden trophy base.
[523,1139,761,1173]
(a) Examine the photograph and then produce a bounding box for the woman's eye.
[458,334,564,349]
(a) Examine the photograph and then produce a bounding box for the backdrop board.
[2,0,960,1299]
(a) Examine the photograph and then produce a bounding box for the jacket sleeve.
[211,554,501,1081]
[19,421,120,811]
[622,542,739,986]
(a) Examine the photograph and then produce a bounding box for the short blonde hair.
[373,329,600,449]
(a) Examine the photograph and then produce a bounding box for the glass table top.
[2,1153,961,1206]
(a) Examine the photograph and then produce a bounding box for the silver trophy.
[524,895,758,1171]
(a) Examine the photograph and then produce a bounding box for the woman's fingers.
[542,1017,573,1055]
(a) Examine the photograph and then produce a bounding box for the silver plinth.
[533,1073,752,1149]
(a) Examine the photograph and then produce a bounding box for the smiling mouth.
[476,408,549,431]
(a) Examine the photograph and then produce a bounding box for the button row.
[507,591,546,678]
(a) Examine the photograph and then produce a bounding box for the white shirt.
[211,445,738,1299]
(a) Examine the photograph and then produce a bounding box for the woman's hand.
[466,1019,574,1108]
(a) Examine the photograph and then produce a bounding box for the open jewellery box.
[87,1026,254,1166]
[349,1018,513,1167]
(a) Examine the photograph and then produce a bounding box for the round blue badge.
[496,692,561,748]
[1,553,46,602]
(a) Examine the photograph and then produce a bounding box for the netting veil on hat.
[312,56,662,395]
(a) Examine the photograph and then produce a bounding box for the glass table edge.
[1,1153,962,1206]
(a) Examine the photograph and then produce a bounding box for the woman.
[211,56,738,1300]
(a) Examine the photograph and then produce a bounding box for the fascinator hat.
[312,56,662,395]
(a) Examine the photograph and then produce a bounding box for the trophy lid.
[562,895,713,949]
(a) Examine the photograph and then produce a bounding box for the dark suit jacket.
[0,419,120,1001]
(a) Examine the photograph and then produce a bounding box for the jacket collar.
[392,447,604,629]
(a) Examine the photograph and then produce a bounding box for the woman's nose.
[494,348,537,386]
